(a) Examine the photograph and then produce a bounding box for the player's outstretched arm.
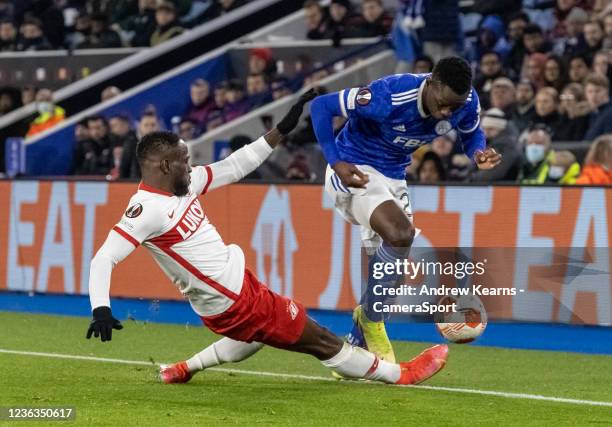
[86,231,136,342]
[202,89,318,192]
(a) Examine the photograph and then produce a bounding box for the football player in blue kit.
[310,56,501,362]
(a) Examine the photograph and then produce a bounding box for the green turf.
[0,312,611,426]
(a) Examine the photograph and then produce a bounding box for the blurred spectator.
[592,50,612,82]
[519,125,580,184]
[124,0,158,47]
[200,0,247,21]
[575,134,612,184]
[490,77,516,116]
[68,13,91,49]
[303,0,330,40]
[472,108,521,182]
[578,20,604,62]
[430,131,470,181]
[73,115,113,175]
[468,15,510,65]
[120,112,160,178]
[505,12,530,79]
[346,0,392,38]
[16,17,51,51]
[532,87,562,137]
[420,0,460,62]
[204,83,229,130]
[604,12,612,49]
[472,0,522,24]
[108,114,135,180]
[0,20,16,51]
[524,53,548,90]
[585,73,612,140]
[78,13,122,48]
[224,80,248,121]
[23,0,66,48]
[510,80,536,132]
[74,118,90,146]
[544,55,569,91]
[568,54,590,83]
[178,117,200,141]
[413,55,434,73]
[327,0,358,41]
[416,151,446,183]
[285,153,313,181]
[271,76,292,100]
[21,85,36,105]
[26,89,65,138]
[556,82,591,140]
[474,52,505,109]
[150,2,184,47]
[522,24,552,56]
[0,86,21,116]
[249,48,276,78]
[101,86,122,102]
[246,73,271,109]
[554,7,589,56]
[183,78,215,132]
[0,0,14,22]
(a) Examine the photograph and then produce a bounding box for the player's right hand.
[86,306,123,342]
[332,161,369,188]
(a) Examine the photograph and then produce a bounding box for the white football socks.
[321,343,401,383]
[186,338,264,372]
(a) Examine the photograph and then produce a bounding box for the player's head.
[136,131,191,196]
[426,57,472,120]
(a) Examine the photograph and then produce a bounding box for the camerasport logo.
[356,88,372,106]
[125,203,143,218]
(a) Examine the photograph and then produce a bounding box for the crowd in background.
[0,0,251,51]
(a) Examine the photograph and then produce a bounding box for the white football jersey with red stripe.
[113,165,245,316]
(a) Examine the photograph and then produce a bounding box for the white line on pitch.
[1,348,611,408]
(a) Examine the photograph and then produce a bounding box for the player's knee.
[387,224,415,249]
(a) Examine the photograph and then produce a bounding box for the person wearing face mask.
[26,88,65,138]
[519,125,580,184]
[575,134,612,185]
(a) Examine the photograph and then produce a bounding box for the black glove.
[276,88,320,135]
[86,306,123,342]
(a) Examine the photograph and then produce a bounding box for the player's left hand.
[276,88,321,135]
[474,148,502,170]
[86,306,123,342]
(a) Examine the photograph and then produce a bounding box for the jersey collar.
[138,182,174,197]
[417,79,428,119]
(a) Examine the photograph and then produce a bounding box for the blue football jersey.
[334,73,485,179]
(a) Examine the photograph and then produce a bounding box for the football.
[434,294,487,344]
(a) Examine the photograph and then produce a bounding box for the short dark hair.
[523,24,542,36]
[414,55,434,69]
[86,114,106,126]
[136,131,180,162]
[432,56,472,96]
[509,11,529,24]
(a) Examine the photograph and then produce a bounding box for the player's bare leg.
[285,318,447,385]
[161,318,447,385]
[349,200,415,363]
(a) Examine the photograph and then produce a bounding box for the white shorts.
[324,164,414,248]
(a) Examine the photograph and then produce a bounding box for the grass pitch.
[0,311,611,426]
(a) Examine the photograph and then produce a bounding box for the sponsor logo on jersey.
[392,124,406,132]
[435,120,452,135]
[356,88,372,106]
[125,203,143,218]
[177,200,205,240]
[288,301,299,320]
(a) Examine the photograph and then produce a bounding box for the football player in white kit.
[85,90,448,386]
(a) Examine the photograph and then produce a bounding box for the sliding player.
[310,57,501,362]
[85,90,448,386]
